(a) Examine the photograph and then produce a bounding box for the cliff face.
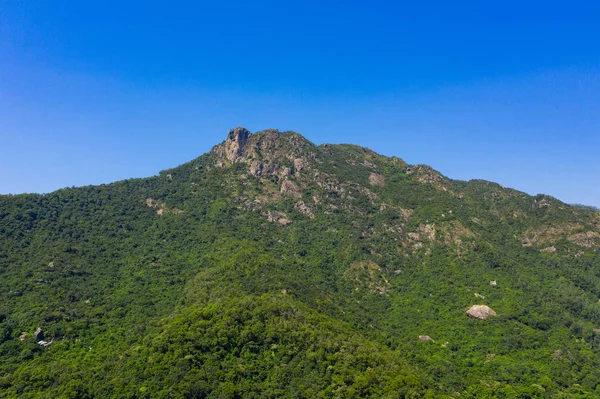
[212,127,317,178]
[214,126,251,163]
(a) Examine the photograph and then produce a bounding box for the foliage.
[1,129,599,397]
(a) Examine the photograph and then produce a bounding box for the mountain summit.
[212,127,316,173]
[1,128,599,397]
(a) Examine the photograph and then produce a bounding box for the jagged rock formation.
[215,126,251,164]
[212,127,315,177]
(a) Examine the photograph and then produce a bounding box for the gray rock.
[467,305,497,319]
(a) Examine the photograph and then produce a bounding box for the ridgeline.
[1,128,599,398]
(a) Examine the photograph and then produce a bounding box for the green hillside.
[1,128,599,398]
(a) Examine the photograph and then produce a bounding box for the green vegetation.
[1,128,599,397]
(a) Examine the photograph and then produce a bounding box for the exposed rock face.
[249,161,263,177]
[278,218,292,226]
[145,197,183,216]
[523,223,600,250]
[406,165,450,191]
[533,197,552,208]
[369,173,385,187]
[294,200,315,218]
[223,127,251,163]
[568,231,600,248]
[34,328,44,341]
[294,157,309,172]
[264,210,291,225]
[419,224,436,241]
[467,305,497,319]
[280,179,301,198]
[212,128,316,181]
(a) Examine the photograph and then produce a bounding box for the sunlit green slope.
[1,128,599,398]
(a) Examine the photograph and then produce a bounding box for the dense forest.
[1,128,599,398]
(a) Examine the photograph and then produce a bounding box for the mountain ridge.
[1,127,599,398]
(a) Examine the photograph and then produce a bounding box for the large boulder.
[467,305,497,319]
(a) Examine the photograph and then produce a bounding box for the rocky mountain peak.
[221,127,252,162]
[212,127,316,176]
[227,126,251,145]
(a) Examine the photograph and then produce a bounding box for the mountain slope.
[1,128,599,398]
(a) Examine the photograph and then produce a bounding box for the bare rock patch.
[467,305,497,319]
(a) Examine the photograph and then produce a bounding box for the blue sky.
[1,1,599,206]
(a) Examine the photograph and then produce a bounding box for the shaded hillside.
[1,127,599,398]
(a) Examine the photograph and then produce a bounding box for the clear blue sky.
[1,1,599,206]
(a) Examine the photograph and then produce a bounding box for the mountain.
[1,127,599,398]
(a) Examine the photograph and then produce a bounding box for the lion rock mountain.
[1,127,599,397]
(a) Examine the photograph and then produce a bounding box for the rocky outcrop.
[34,327,44,341]
[212,128,319,186]
[466,305,497,319]
[419,224,436,241]
[523,223,600,250]
[568,231,600,248]
[280,179,301,199]
[406,165,450,191]
[522,223,581,247]
[262,210,292,226]
[419,335,435,342]
[278,218,292,226]
[533,197,552,208]
[249,160,263,177]
[294,201,315,218]
[145,198,183,216]
[369,173,385,187]
[222,127,251,163]
[294,157,310,172]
